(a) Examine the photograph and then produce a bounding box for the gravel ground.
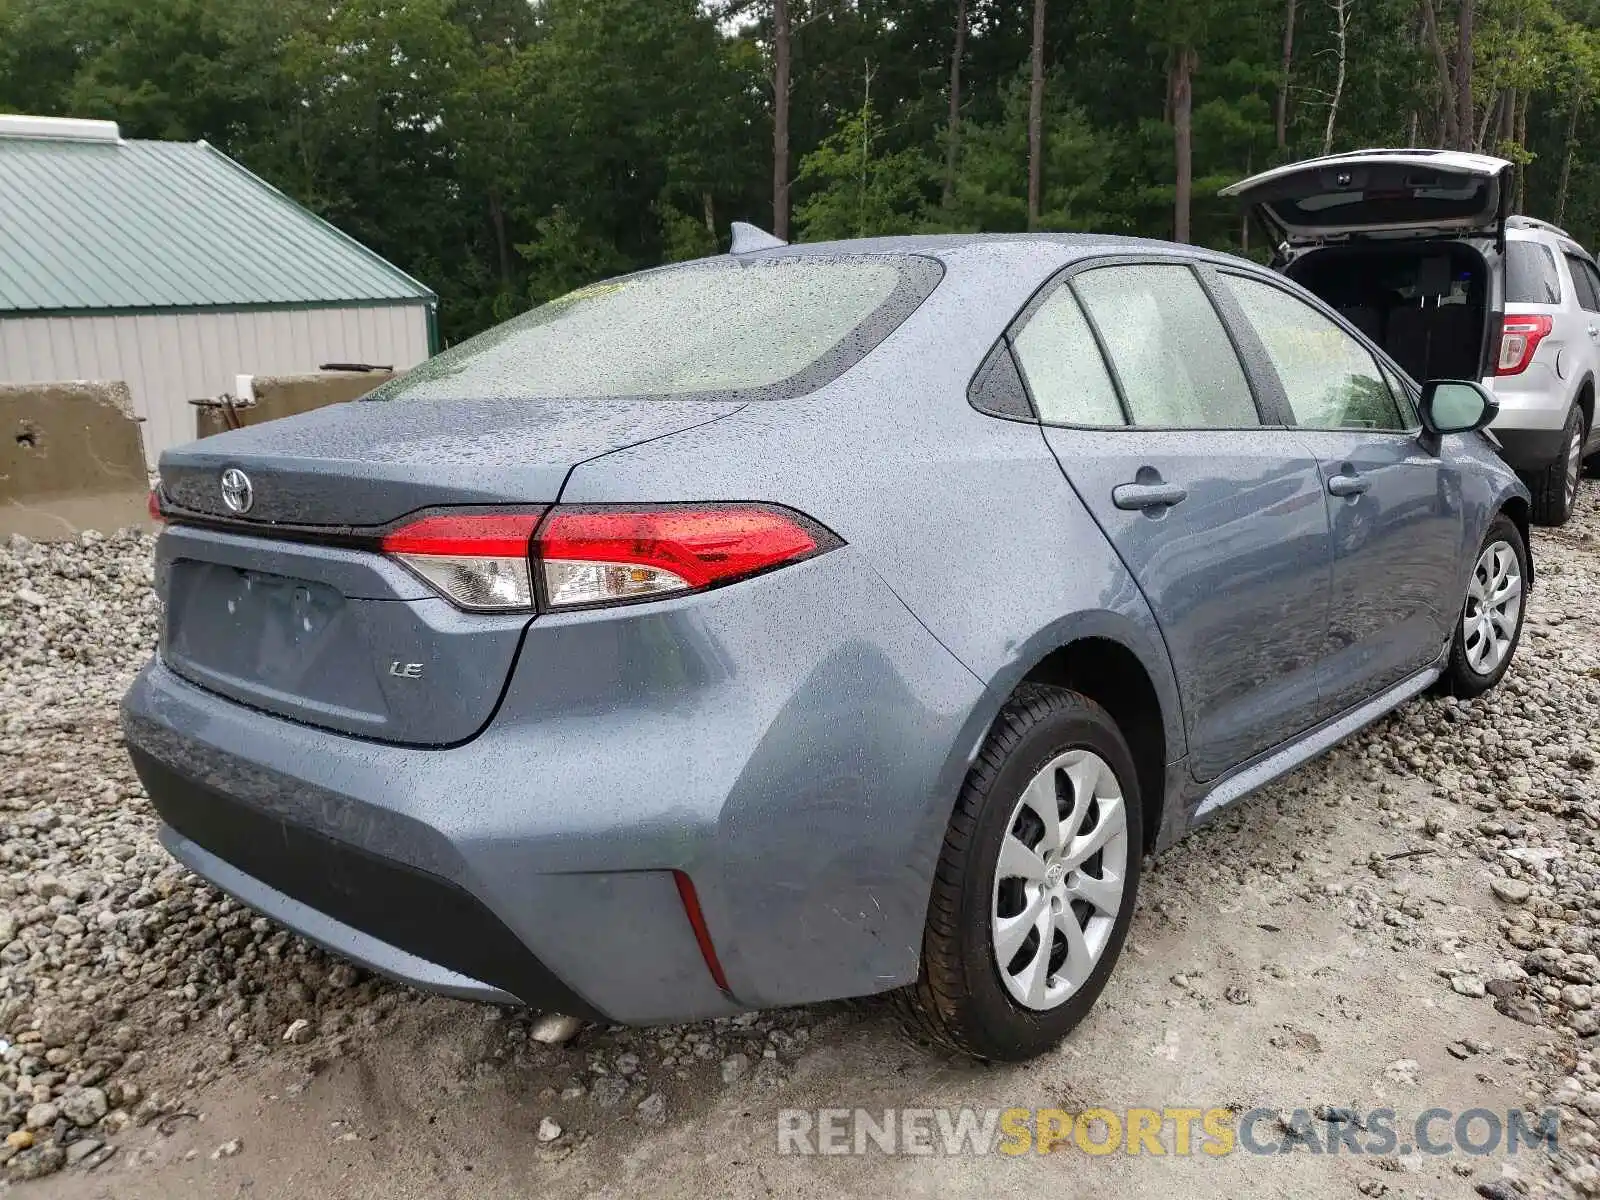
[0,484,1597,1197]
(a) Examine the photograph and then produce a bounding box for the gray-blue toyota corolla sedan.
[126,232,1532,1061]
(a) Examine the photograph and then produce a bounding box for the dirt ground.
[10,486,1598,1200]
[30,758,1557,1200]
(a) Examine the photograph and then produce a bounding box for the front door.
[1213,269,1466,715]
[1011,260,1333,781]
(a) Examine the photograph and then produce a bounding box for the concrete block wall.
[194,370,394,438]
[0,381,150,540]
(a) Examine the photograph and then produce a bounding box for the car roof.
[732,230,1267,273]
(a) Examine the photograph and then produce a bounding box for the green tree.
[3,0,1600,332]
[793,90,934,239]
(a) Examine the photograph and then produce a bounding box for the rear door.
[1213,269,1465,715]
[1016,259,1333,781]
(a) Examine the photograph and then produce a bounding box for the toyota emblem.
[220,467,253,514]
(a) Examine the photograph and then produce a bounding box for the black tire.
[1440,512,1529,698]
[1526,406,1584,526]
[897,685,1143,1062]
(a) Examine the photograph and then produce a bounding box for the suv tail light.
[381,505,838,613]
[1495,314,1553,375]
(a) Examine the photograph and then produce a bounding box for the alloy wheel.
[990,749,1128,1011]
[1462,539,1523,676]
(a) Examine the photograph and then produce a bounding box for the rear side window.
[1574,264,1600,316]
[1011,287,1125,425]
[1564,254,1600,312]
[1506,242,1562,304]
[1220,273,1408,431]
[1071,265,1260,428]
[367,255,943,403]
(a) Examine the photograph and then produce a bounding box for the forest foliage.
[1,0,1596,342]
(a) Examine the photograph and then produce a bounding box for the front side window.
[1220,273,1408,432]
[1070,264,1260,428]
[367,255,943,404]
[1011,286,1126,426]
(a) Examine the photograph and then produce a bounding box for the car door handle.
[1588,325,1598,339]
[1112,481,1188,510]
[1327,472,1370,497]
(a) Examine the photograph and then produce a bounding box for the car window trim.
[1211,266,1422,435]
[965,337,1040,424]
[1379,359,1421,428]
[1054,278,1135,427]
[1005,253,1278,433]
[1191,263,1297,426]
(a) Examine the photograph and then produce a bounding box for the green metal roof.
[0,134,435,314]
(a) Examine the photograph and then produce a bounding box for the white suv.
[1225,150,1599,524]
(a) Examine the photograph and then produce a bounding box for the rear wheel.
[1526,406,1585,526]
[1441,513,1528,698]
[898,685,1142,1061]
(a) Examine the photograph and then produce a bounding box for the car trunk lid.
[155,395,743,744]
[1221,150,1513,251]
[159,394,743,527]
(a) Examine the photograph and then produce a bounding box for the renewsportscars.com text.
[776,1105,1561,1158]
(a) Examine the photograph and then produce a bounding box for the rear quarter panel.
[557,243,1188,1004]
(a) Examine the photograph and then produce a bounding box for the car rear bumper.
[140,750,598,1013]
[123,549,987,1021]
[1491,425,1569,471]
[124,666,732,1021]
[1486,364,1573,469]
[158,825,522,1007]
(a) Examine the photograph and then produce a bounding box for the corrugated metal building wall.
[0,115,438,464]
[0,304,430,461]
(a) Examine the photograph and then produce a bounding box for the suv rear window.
[369,255,943,403]
[1506,242,1562,304]
[1274,178,1491,230]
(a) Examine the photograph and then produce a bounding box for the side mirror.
[1419,379,1498,438]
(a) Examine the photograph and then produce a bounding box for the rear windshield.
[369,254,943,404]
[1506,241,1562,304]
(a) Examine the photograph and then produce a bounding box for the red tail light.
[381,511,545,611]
[146,488,165,523]
[379,504,837,613]
[1495,314,1553,376]
[536,505,832,609]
